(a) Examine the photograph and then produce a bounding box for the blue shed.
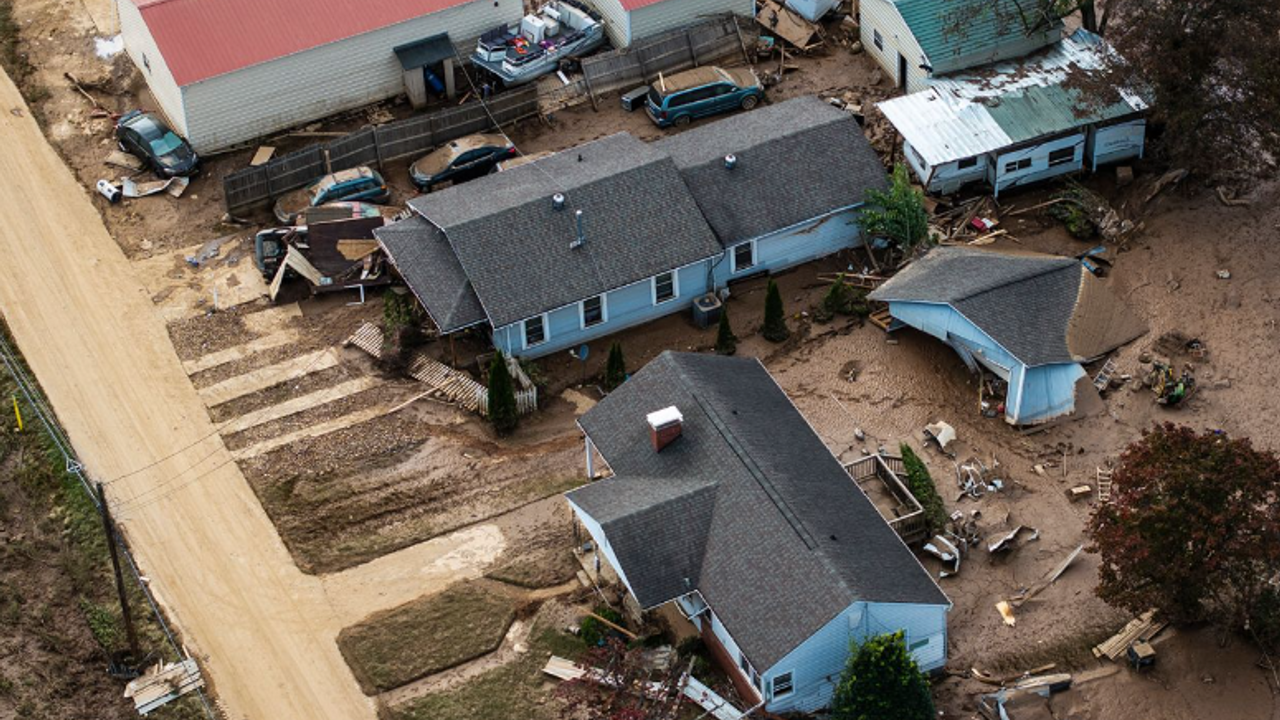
[868,248,1147,425]
[375,96,888,360]
[567,352,949,714]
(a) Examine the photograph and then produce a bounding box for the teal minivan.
[646,66,764,128]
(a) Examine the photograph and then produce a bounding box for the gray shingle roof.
[373,215,487,333]
[655,96,888,246]
[869,247,1145,365]
[406,134,722,329]
[568,352,947,669]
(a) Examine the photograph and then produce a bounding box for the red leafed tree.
[1088,424,1280,630]
[557,638,687,720]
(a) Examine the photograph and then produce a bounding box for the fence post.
[322,147,333,175]
[373,128,385,171]
[733,15,751,65]
[687,28,699,67]
[582,67,600,111]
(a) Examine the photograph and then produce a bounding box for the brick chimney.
[647,406,683,452]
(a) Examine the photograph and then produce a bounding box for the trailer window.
[1049,147,1075,167]
[957,156,978,169]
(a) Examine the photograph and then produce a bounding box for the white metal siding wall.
[587,0,634,47]
[1089,119,1145,169]
[992,132,1085,197]
[118,0,187,136]
[180,0,513,150]
[628,0,752,43]
[858,0,929,92]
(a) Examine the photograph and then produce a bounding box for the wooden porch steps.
[1096,467,1114,503]
[869,306,894,332]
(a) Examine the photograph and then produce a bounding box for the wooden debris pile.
[124,659,204,715]
[930,196,1014,246]
[1093,609,1167,661]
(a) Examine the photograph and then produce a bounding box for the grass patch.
[393,621,585,720]
[0,323,207,719]
[486,546,578,589]
[339,581,517,694]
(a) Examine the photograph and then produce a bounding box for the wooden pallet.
[1096,467,1113,503]
[1093,609,1166,661]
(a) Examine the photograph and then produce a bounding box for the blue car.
[273,167,391,224]
[646,66,764,128]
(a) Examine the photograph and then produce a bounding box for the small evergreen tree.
[603,342,626,391]
[714,309,737,356]
[899,443,947,535]
[487,351,518,436]
[862,164,930,256]
[761,279,789,343]
[832,631,935,720]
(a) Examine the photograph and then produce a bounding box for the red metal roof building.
[117,0,515,149]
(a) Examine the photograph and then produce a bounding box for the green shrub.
[579,606,623,647]
[832,631,934,720]
[762,279,789,343]
[603,342,626,391]
[714,309,737,356]
[900,444,947,535]
[487,351,518,436]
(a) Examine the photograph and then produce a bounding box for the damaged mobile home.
[375,96,887,359]
[566,351,949,713]
[877,29,1150,196]
[868,247,1147,425]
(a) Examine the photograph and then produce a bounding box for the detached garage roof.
[869,247,1147,366]
[132,0,472,85]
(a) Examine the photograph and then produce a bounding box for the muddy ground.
[7,0,1280,715]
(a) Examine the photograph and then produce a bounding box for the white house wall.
[905,141,987,195]
[991,132,1085,197]
[627,0,752,44]
[1088,118,1145,169]
[858,0,930,92]
[179,0,513,151]
[587,0,633,47]
[118,0,187,137]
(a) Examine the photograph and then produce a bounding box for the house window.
[873,29,883,50]
[732,242,755,273]
[653,271,677,304]
[1048,146,1075,167]
[1003,158,1032,173]
[523,315,546,347]
[957,156,978,169]
[581,295,605,328]
[772,672,794,698]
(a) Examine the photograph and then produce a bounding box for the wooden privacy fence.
[223,85,539,212]
[579,16,751,100]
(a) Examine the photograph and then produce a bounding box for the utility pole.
[98,483,141,663]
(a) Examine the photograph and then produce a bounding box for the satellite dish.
[577,344,590,361]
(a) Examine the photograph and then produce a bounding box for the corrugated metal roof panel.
[877,29,1150,166]
[894,0,1060,68]
[133,0,477,86]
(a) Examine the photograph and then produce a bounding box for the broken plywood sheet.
[756,0,822,50]
[250,145,276,166]
[230,404,393,460]
[105,149,143,171]
[181,328,303,375]
[124,658,204,715]
[226,376,382,433]
[1093,609,1166,660]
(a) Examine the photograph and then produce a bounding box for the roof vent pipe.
[552,192,565,210]
[724,153,737,170]
[570,209,585,249]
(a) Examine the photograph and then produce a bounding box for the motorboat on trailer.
[472,0,606,86]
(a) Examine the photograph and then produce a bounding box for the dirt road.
[0,70,497,719]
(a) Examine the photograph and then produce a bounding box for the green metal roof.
[894,0,1062,71]
[985,83,1142,143]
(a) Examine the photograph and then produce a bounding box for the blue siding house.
[566,352,949,713]
[877,30,1150,196]
[374,96,887,360]
[869,247,1147,425]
